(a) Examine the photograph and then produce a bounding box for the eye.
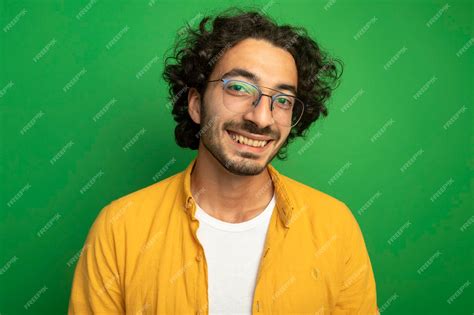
[229,84,244,91]
[275,96,293,109]
[225,82,254,96]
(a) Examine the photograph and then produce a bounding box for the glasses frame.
[207,77,305,128]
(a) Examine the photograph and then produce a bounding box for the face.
[189,38,298,176]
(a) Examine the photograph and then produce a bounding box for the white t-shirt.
[194,193,276,315]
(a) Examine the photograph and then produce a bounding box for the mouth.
[225,129,274,152]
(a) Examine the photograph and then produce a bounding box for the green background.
[1,0,472,314]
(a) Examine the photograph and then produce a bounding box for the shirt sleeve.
[68,203,125,314]
[333,203,379,315]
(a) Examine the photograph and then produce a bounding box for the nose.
[242,93,275,129]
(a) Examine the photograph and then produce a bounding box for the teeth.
[229,131,268,148]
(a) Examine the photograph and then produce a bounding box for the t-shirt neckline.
[194,194,276,232]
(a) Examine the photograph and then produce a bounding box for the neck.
[190,145,274,223]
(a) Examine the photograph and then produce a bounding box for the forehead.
[210,38,298,88]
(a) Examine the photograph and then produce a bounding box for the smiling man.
[69,9,378,315]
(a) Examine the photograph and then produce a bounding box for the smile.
[226,129,273,150]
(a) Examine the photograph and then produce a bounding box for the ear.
[187,88,201,125]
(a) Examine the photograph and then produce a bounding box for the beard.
[198,101,281,176]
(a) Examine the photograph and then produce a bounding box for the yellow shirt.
[68,157,378,315]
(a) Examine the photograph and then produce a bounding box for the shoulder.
[279,173,358,233]
[100,170,185,228]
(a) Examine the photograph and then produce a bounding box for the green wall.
[1,0,472,314]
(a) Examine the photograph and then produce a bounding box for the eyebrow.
[221,68,298,95]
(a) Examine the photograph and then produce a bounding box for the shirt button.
[186,198,193,209]
[195,254,202,262]
[311,267,320,280]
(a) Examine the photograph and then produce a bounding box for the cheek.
[205,86,222,106]
[279,127,291,143]
[203,94,228,121]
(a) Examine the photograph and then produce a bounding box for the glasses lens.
[272,96,304,127]
[222,80,259,114]
[221,79,304,128]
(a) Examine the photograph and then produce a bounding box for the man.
[69,9,378,315]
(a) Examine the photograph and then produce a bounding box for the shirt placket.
[186,196,210,315]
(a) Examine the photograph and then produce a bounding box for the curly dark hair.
[162,7,343,160]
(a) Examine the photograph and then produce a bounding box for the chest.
[124,224,342,314]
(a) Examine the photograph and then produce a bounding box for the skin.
[187,38,298,223]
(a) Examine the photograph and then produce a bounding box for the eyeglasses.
[207,78,305,128]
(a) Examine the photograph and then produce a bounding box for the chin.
[224,161,267,176]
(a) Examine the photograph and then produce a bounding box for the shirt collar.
[181,157,295,228]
